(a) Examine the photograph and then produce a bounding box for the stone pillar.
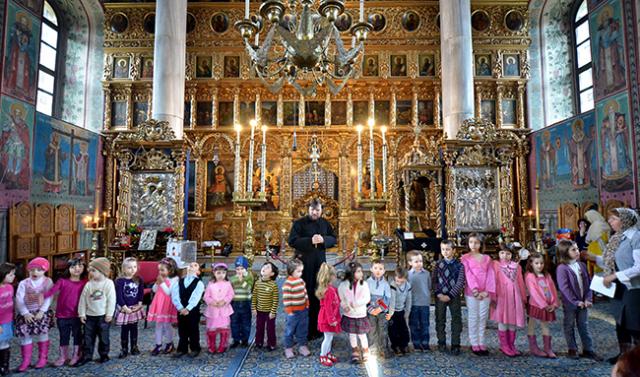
[440,0,474,139]
[152,0,187,139]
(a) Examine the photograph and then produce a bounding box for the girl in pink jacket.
[525,252,560,358]
[203,263,235,354]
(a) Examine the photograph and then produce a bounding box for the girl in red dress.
[316,263,341,367]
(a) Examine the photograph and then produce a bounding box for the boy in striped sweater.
[252,261,279,351]
[282,259,310,358]
[230,256,254,348]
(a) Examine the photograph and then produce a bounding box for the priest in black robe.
[288,199,337,340]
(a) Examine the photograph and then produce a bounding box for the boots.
[35,341,50,369]
[18,343,33,372]
[528,335,546,357]
[68,346,81,366]
[0,348,10,376]
[54,345,69,367]
[217,329,229,353]
[119,338,129,359]
[542,335,556,358]
[507,330,521,356]
[207,330,218,353]
[498,331,515,357]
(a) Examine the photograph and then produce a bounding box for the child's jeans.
[388,311,410,349]
[284,308,308,348]
[231,301,252,343]
[58,317,83,347]
[435,296,462,347]
[83,315,110,359]
[562,305,593,352]
[368,312,388,351]
[409,305,430,348]
[255,311,276,348]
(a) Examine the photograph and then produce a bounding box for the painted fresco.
[590,0,627,99]
[0,97,34,207]
[595,92,634,195]
[533,112,599,211]
[206,159,233,211]
[30,114,100,208]
[2,0,41,103]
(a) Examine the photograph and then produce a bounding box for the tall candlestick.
[535,183,540,230]
[260,126,267,193]
[245,0,250,19]
[381,126,387,194]
[234,124,241,193]
[356,125,363,195]
[247,119,256,193]
[368,120,375,199]
[359,0,364,22]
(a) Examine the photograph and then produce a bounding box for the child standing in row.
[0,263,16,375]
[148,257,179,355]
[367,259,391,358]
[77,257,116,367]
[491,245,526,357]
[252,262,279,351]
[338,262,371,364]
[45,257,88,366]
[15,257,55,372]
[525,252,559,358]
[461,233,496,356]
[316,263,340,367]
[387,267,412,355]
[433,240,465,355]
[283,259,310,358]
[407,250,432,352]
[230,256,253,348]
[204,263,234,354]
[171,262,205,358]
[555,240,601,360]
[115,257,145,359]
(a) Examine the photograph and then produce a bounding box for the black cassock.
[288,216,337,339]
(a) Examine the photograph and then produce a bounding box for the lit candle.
[254,32,259,46]
[102,211,107,227]
[234,123,241,193]
[359,0,364,22]
[368,118,375,199]
[356,124,363,194]
[247,119,257,193]
[535,181,540,230]
[260,125,267,193]
[381,125,387,194]
[245,0,250,19]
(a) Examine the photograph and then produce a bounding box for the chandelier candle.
[359,0,364,22]
[244,0,249,19]
[357,125,363,195]
[260,126,267,193]
[369,120,375,199]
[247,120,256,193]
[234,124,241,193]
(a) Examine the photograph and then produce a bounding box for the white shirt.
[568,260,584,293]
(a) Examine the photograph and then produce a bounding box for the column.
[152,0,187,139]
[440,0,474,139]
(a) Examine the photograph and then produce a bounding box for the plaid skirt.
[15,310,55,337]
[528,306,556,322]
[341,315,370,334]
[115,308,146,326]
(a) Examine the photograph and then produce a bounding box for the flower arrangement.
[498,226,513,244]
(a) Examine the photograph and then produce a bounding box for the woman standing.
[587,208,640,364]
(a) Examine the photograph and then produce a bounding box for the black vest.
[179,277,201,313]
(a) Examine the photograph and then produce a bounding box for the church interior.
[0,0,638,376]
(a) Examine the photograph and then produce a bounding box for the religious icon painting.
[283,101,299,126]
[224,56,240,78]
[362,55,379,77]
[239,102,255,125]
[418,54,436,77]
[2,3,41,102]
[31,115,73,197]
[418,100,434,126]
[184,101,191,128]
[504,10,525,32]
[503,54,520,77]
[352,101,368,126]
[111,101,127,128]
[186,13,196,34]
[256,161,281,211]
[368,13,386,32]
[0,97,34,195]
[471,10,491,32]
[331,101,347,125]
[109,12,129,33]
[133,102,148,127]
[335,12,352,32]
[143,12,155,34]
[206,161,234,210]
[396,100,412,126]
[141,57,154,79]
[211,13,229,33]
[218,101,234,127]
[374,101,390,125]
[261,101,277,126]
[501,99,517,126]
[16,0,43,15]
[305,101,325,126]
[196,101,213,127]
[390,55,408,77]
[402,11,421,32]
[186,160,196,212]
[113,57,130,79]
[590,2,627,99]
[480,99,496,124]
[196,56,213,78]
[70,134,97,198]
[474,54,492,77]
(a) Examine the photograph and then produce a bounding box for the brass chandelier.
[235,0,372,97]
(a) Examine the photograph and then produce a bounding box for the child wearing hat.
[170,262,205,358]
[204,263,235,354]
[230,256,254,348]
[15,257,55,372]
[76,257,116,366]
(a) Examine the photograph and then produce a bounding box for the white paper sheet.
[590,275,616,298]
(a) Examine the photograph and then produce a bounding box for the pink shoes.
[54,345,69,367]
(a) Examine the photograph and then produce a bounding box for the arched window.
[572,0,593,113]
[36,1,59,116]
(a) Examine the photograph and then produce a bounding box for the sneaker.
[401,347,409,355]
[422,344,431,352]
[393,347,401,356]
[151,345,162,356]
[319,355,333,367]
[130,346,141,356]
[438,344,448,352]
[267,346,277,352]
[284,348,295,359]
[254,343,263,349]
[581,351,603,361]
[298,345,311,357]
[163,343,175,354]
[188,350,200,358]
[98,355,110,363]
[230,341,240,349]
[327,353,338,363]
[567,349,579,359]
[451,346,461,356]
[173,351,187,358]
